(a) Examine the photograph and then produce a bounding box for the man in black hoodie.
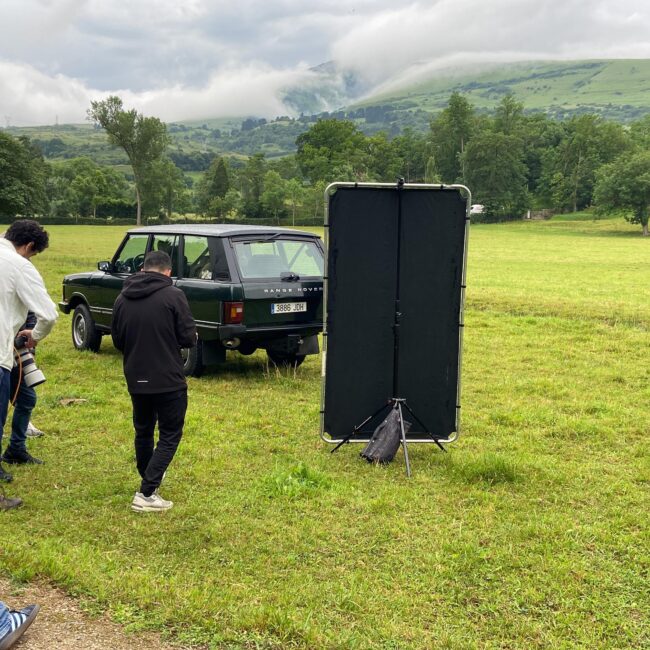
[111,250,196,513]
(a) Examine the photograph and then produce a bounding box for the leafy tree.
[32,137,67,158]
[517,113,564,199]
[207,157,230,198]
[240,153,268,218]
[463,131,529,220]
[494,94,525,136]
[49,157,129,217]
[269,155,301,180]
[196,157,231,214]
[219,188,243,220]
[538,115,630,212]
[391,127,431,182]
[296,119,368,183]
[429,92,476,182]
[285,178,306,226]
[306,180,328,222]
[424,155,440,183]
[168,150,215,172]
[140,157,189,219]
[70,167,109,217]
[260,171,287,223]
[100,166,131,201]
[594,151,650,236]
[367,132,403,182]
[88,96,170,224]
[629,114,650,150]
[0,132,49,217]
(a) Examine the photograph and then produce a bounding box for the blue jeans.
[0,368,10,451]
[3,368,37,455]
[0,602,11,639]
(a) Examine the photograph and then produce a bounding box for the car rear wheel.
[182,338,204,377]
[267,350,306,368]
[237,341,257,356]
[72,304,102,352]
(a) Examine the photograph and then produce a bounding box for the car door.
[174,235,229,340]
[93,233,150,327]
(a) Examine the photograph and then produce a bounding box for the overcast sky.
[1,0,650,126]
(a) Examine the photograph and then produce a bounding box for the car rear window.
[233,239,323,280]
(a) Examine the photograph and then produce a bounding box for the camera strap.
[10,347,23,406]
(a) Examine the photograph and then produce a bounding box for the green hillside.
[4,59,650,168]
[355,59,650,123]
[2,117,308,170]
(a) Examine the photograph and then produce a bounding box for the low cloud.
[0,61,94,126]
[331,0,650,86]
[124,64,314,123]
[0,60,314,126]
[2,0,650,126]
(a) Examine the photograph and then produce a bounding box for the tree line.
[1,93,649,234]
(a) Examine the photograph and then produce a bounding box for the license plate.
[271,302,307,314]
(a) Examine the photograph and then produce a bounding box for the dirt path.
[0,578,205,649]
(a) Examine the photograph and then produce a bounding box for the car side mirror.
[97,261,111,272]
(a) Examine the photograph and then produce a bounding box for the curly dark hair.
[5,219,49,253]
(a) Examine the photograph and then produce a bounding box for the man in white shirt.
[0,220,57,496]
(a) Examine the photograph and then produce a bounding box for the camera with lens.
[14,335,46,387]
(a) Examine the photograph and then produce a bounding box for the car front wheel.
[72,304,102,352]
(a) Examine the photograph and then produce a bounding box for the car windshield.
[233,239,323,280]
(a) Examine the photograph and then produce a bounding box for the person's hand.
[17,329,37,349]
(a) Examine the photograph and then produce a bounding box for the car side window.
[151,234,179,277]
[183,236,213,280]
[113,235,149,273]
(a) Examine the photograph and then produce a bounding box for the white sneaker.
[131,491,173,513]
[26,421,44,438]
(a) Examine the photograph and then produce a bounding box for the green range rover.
[59,224,325,375]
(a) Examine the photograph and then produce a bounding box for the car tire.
[182,338,204,377]
[72,304,102,352]
[267,350,306,368]
[238,341,257,356]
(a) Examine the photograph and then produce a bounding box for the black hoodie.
[111,272,197,394]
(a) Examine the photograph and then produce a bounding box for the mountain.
[3,59,650,167]
[280,61,368,116]
[349,59,650,122]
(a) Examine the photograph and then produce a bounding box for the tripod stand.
[330,179,446,476]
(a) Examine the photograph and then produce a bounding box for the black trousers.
[130,389,187,497]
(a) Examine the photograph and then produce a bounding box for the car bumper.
[58,301,71,314]
[203,321,321,341]
[236,322,322,339]
[213,321,321,348]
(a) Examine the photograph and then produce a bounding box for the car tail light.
[224,301,244,324]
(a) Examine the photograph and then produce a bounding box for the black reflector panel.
[323,185,467,441]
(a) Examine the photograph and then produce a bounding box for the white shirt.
[0,237,58,371]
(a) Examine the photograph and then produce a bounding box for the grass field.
[1,215,649,649]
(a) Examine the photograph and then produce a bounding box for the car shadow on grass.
[97,342,320,380]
